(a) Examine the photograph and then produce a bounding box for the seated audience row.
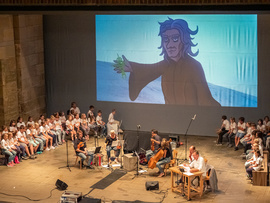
[216,115,268,182]
[1,102,119,168]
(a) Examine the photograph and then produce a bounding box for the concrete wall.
[0,15,19,125]
[13,15,46,121]
[0,15,46,126]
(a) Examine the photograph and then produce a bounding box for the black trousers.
[217,130,228,144]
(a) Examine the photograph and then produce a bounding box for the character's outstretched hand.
[113,55,133,75]
[122,55,133,72]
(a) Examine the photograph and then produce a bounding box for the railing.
[0,0,269,6]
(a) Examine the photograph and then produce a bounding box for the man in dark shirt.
[146,129,161,162]
[105,130,120,164]
[74,130,94,169]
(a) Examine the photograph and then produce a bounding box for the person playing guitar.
[146,129,161,162]
[104,130,120,165]
[74,130,94,169]
[155,138,172,177]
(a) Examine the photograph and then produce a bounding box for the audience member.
[70,102,80,115]
[1,133,16,167]
[216,115,230,145]
[17,116,25,128]
[234,117,246,151]
[246,150,263,180]
[226,117,237,147]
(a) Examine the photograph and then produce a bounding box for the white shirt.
[45,124,50,132]
[108,113,114,123]
[222,120,230,130]
[39,126,45,133]
[26,129,33,140]
[259,144,263,156]
[8,138,15,148]
[17,122,25,128]
[87,110,94,118]
[263,121,270,127]
[253,156,263,171]
[244,127,252,140]
[1,139,10,150]
[27,121,35,127]
[190,156,206,177]
[59,116,66,124]
[49,122,55,131]
[17,131,26,142]
[66,120,73,130]
[54,120,62,130]
[2,130,8,135]
[257,125,266,132]
[32,129,38,136]
[73,118,81,128]
[81,119,88,127]
[189,154,194,164]
[70,107,80,114]
[9,126,17,132]
[230,122,237,134]
[237,122,246,134]
[96,115,103,126]
[38,119,44,125]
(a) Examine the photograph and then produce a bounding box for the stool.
[75,155,83,169]
[164,150,178,176]
[94,154,104,166]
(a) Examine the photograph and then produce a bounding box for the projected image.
[96,15,257,107]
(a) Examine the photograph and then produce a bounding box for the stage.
[0,132,269,203]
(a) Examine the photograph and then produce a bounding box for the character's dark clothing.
[129,55,220,106]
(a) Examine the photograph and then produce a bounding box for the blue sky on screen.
[96,14,257,105]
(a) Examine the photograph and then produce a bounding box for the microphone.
[192,114,197,120]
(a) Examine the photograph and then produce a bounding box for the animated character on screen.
[114,18,220,106]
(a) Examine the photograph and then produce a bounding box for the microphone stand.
[184,115,196,161]
[132,125,141,178]
[59,138,71,172]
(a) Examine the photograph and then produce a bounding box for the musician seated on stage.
[156,138,172,178]
[105,130,120,164]
[74,130,94,169]
[146,129,161,162]
[184,150,206,177]
[189,146,196,163]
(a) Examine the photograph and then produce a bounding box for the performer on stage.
[105,130,120,164]
[74,130,94,169]
[156,138,172,177]
[184,150,206,177]
[189,146,196,163]
[96,110,106,137]
[146,129,161,162]
[107,109,120,136]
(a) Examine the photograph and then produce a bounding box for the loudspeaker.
[55,179,68,190]
[145,181,159,190]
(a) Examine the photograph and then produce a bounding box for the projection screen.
[96,14,257,107]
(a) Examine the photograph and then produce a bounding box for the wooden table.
[171,166,203,200]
